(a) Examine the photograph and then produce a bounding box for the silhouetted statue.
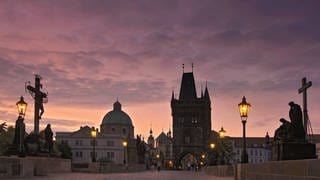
[288,101,305,139]
[136,135,146,164]
[274,118,292,141]
[274,102,306,141]
[44,124,53,153]
[13,117,25,153]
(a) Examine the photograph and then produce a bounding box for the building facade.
[56,101,137,164]
[171,70,211,167]
[230,137,271,163]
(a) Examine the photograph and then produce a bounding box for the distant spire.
[191,63,194,72]
[201,84,204,98]
[150,124,153,135]
[171,90,174,100]
[179,72,197,100]
[113,100,121,111]
[204,81,210,100]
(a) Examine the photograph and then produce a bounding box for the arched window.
[122,128,126,134]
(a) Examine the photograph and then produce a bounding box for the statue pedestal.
[271,141,317,161]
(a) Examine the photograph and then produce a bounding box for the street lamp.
[91,128,97,162]
[122,140,128,165]
[156,154,160,171]
[238,96,251,164]
[219,127,226,138]
[16,96,27,118]
[208,143,216,165]
[201,154,206,159]
[16,96,27,156]
[209,143,215,149]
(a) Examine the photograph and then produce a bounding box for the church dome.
[101,101,133,126]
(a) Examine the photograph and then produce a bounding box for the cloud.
[0,1,320,137]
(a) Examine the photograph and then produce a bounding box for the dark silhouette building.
[171,70,211,168]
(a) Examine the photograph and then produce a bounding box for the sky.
[0,0,320,139]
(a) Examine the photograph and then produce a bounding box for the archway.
[179,153,198,170]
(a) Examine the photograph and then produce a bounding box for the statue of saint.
[44,124,53,153]
[288,102,305,140]
[274,118,292,141]
[274,102,306,142]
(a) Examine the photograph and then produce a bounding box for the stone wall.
[0,157,71,177]
[84,162,146,173]
[204,165,235,177]
[236,159,320,180]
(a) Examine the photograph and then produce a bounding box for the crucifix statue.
[298,77,312,139]
[26,75,48,134]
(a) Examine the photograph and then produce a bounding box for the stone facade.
[230,137,271,164]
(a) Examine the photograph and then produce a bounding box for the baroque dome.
[101,101,133,126]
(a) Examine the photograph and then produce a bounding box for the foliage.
[56,141,72,159]
[220,140,236,165]
[0,122,7,133]
[0,126,15,156]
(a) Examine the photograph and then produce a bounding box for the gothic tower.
[171,70,211,166]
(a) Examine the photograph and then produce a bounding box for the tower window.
[122,128,126,134]
[178,117,184,123]
[111,128,115,133]
[191,116,198,123]
[184,136,190,143]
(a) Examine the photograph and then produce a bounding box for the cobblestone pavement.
[8,170,234,180]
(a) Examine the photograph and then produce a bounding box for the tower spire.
[201,84,204,98]
[150,124,153,135]
[171,90,175,100]
[204,81,210,100]
[182,63,185,73]
[191,63,194,72]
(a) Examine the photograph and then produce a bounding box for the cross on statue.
[298,77,312,138]
[26,75,48,134]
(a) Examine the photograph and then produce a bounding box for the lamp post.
[219,127,227,164]
[219,127,226,139]
[156,154,160,171]
[122,140,128,165]
[91,128,97,162]
[238,96,251,164]
[209,143,215,165]
[209,143,216,149]
[17,96,28,118]
[16,96,27,155]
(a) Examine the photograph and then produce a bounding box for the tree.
[56,142,72,159]
[0,122,7,133]
[0,125,15,156]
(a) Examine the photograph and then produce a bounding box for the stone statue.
[44,124,53,153]
[274,102,306,142]
[274,118,292,141]
[12,117,25,153]
[136,135,146,164]
[288,101,305,139]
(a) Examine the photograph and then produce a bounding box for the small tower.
[147,127,155,148]
[171,66,212,166]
